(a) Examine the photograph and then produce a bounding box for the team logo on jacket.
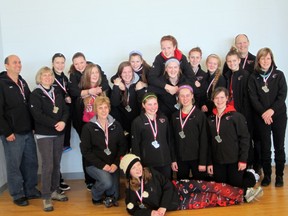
[247,60,254,64]
[238,75,243,80]
[226,116,232,120]
[272,74,278,78]
[197,76,203,81]
[159,118,165,123]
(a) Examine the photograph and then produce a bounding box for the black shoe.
[92,198,103,205]
[27,190,41,199]
[86,183,93,192]
[275,176,284,187]
[59,182,71,191]
[103,196,113,208]
[13,197,29,206]
[261,176,271,186]
[112,198,119,207]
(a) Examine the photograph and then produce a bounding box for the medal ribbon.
[39,85,56,106]
[206,77,215,97]
[54,78,67,94]
[261,67,273,85]
[135,178,144,203]
[242,54,248,69]
[145,114,157,140]
[104,120,109,150]
[179,106,196,130]
[17,79,26,101]
[215,112,224,135]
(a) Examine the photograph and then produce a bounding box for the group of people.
[0,33,286,215]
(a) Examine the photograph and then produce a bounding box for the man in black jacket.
[0,55,40,206]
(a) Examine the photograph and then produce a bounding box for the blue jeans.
[36,135,64,199]
[86,166,120,201]
[1,132,39,200]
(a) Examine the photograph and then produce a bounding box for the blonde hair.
[206,54,222,91]
[92,94,110,112]
[35,66,55,85]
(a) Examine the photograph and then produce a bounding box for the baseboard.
[0,183,7,194]
[61,172,84,180]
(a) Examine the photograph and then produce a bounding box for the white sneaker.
[245,187,263,203]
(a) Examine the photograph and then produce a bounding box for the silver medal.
[179,131,185,139]
[151,140,160,148]
[215,135,222,143]
[125,105,132,112]
[174,103,180,110]
[262,85,269,93]
[104,148,111,155]
[139,203,146,209]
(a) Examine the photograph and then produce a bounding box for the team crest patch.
[159,118,165,123]
[226,116,232,120]
[272,74,278,78]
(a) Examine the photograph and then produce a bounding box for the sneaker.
[86,183,93,192]
[43,199,54,212]
[103,196,113,208]
[245,187,264,203]
[59,182,71,191]
[63,146,72,153]
[275,176,284,187]
[92,198,103,205]
[261,176,271,186]
[51,191,68,201]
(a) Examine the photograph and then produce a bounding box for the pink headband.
[177,85,193,93]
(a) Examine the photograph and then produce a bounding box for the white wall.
[0,0,288,185]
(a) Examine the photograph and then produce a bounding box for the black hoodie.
[0,71,34,137]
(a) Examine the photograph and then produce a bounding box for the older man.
[223,34,256,75]
[0,55,40,206]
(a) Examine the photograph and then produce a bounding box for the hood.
[0,71,24,82]
[90,114,115,128]
[212,104,236,116]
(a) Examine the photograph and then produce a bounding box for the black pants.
[176,160,207,180]
[213,162,244,188]
[254,112,287,177]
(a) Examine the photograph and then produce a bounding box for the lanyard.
[135,178,144,203]
[206,77,215,96]
[39,85,55,106]
[145,114,157,140]
[16,79,26,101]
[179,106,196,130]
[261,69,273,85]
[54,78,67,94]
[104,121,109,149]
[242,55,248,69]
[215,112,224,135]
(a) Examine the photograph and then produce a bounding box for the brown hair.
[225,46,241,60]
[211,87,229,100]
[116,61,134,107]
[127,167,152,191]
[254,47,276,71]
[160,35,178,48]
[188,47,202,57]
[68,52,86,74]
[129,53,151,83]
[79,63,102,90]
